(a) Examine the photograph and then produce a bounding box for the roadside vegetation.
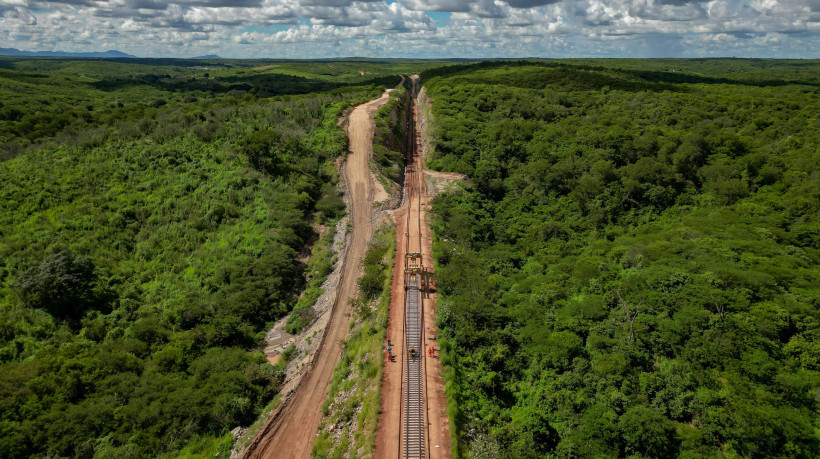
[0,58,410,457]
[311,82,408,455]
[372,79,412,185]
[422,59,820,458]
[285,223,341,335]
[313,224,394,458]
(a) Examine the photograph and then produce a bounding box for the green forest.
[0,57,416,457]
[422,60,820,458]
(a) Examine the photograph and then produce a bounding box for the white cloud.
[0,0,817,57]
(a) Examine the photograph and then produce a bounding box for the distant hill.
[190,54,222,59]
[0,48,135,58]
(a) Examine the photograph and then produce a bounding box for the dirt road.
[374,76,451,458]
[244,88,394,459]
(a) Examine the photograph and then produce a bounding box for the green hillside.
[0,58,395,457]
[422,60,820,458]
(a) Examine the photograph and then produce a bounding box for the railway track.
[403,282,424,459]
[401,75,428,459]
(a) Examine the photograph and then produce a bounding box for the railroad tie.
[403,284,425,459]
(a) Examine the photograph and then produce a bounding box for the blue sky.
[1,1,818,58]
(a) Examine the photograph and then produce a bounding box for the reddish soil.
[374,76,451,458]
[375,191,407,458]
[243,89,393,459]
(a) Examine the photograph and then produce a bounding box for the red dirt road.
[244,89,393,459]
[374,76,451,459]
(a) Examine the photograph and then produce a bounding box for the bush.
[13,251,98,319]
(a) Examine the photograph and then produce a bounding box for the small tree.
[617,289,643,345]
[238,129,282,173]
[619,405,678,457]
[13,251,97,319]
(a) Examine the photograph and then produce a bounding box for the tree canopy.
[0,58,396,457]
[422,59,820,458]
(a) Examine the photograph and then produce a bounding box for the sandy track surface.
[374,76,451,458]
[244,88,394,459]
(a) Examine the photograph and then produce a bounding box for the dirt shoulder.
[374,153,409,459]
[242,89,394,459]
[374,75,452,458]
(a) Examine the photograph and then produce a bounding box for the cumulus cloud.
[0,0,817,57]
[1,5,37,23]
[400,0,472,12]
[300,0,383,5]
[504,0,561,7]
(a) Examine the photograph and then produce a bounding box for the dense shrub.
[0,58,389,457]
[424,59,820,458]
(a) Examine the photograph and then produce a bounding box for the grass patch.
[312,223,394,458]
[229,394,284,455]
[160,433,233,459]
